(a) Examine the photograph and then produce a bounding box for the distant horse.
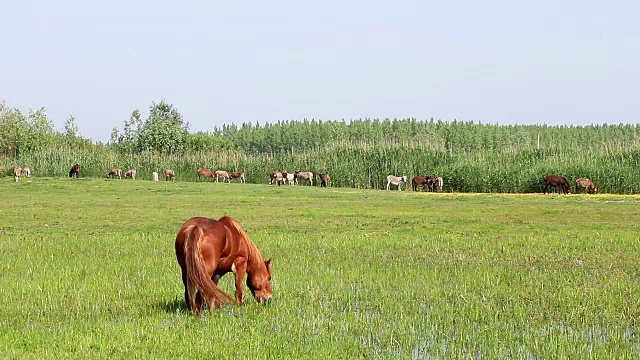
[166,169,176,182]
[295,171,313,186]
[229,171,246,183]
[124,169,136,180]
[197,168,215,182]
[411,176,430,192]
[543,175,571,194]
[69,164,81,178]
[269,171,284,186]
[575,178,598,194]
[22,167,31,178]
[106,168,123,179]
[319,173,330,187]
[215,170,230,183]
[386,175,407,191]
[175,216,273,315]
[282,171,295,185]
[152,172,159,181]
[431,176,444,192]
[13,167,21,182]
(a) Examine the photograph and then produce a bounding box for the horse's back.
[545,175,566,185]
[177,217,224,247]
[175,216,246,265]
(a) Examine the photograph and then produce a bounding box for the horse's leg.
[386,181,390,191]
[543,184,548,194]
[231,261,247,305]
[212,274,222,285]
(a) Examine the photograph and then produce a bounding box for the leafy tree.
[137,101,189,154]
[64,115,79,138]
[0,102,28,157]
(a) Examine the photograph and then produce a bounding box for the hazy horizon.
[2,0,638,142]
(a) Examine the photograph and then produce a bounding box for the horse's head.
[247,258,273,303]
[592,185,598,194]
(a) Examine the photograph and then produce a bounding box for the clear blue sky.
[1,0,638,142]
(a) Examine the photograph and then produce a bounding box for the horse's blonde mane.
[226,217,264,266]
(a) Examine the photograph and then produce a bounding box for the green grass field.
[1,178,639,359]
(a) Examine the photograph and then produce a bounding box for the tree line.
[2,99,639,159]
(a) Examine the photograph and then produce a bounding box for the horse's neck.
[240,237,260,272]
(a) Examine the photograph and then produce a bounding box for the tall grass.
[3,144,640,193]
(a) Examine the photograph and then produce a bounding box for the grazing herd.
[11,164,599,194]
[12,167,31,182]
[411,176,444,192]
[268,171,329,187]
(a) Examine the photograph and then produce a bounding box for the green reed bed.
[3,144,640,193]
[1,178,639,358]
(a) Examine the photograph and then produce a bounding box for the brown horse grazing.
[197,168,215,182]
[124,169,136,180]
[106,168,123,179]
[13,167,21,182]
[543,175,571,194]
[229,171,246,183]
[166,169,176,182]
[69,164,81,178]
[269,171,284,186]
[319,173,330,187]
[411,176,430,192]
[175,216,273,315]
[294,171,313,186]
[575,178,598,194]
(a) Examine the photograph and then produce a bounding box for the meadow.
[1,177,639,358]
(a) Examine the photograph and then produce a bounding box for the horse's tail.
[183,224,234,309]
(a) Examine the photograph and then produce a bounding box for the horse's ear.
[265,258,272,277]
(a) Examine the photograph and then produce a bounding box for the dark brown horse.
[411,176,430,192]
[69,164,80,178]
[319,173,330,187]
[175,216,273,315]
[543,176,571,194]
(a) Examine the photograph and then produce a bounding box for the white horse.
[215,170,230,183]
[14,167,21,182]
[152,172,159,181]
[22,167,31,177]
[282,171,295,185]
[295,171,314,186]
[386,175,407,191]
